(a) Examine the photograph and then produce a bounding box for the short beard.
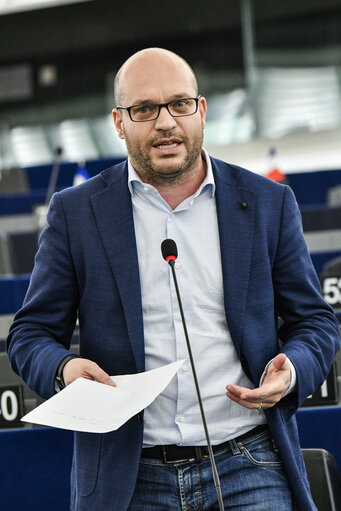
[125,130,203,187]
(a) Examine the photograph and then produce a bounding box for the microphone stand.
[45,147,62,206]
[34,147,63,233]
[167,258,225,511]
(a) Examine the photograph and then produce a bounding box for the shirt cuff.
[260,356,297,397]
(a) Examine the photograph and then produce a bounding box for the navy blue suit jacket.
[7,157,340,510]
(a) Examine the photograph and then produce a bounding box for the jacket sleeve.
[273,186,340,417]
[7,193,78,399]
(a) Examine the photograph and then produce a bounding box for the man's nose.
[154,105,178,130]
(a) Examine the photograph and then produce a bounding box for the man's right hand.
[63,358,116,387]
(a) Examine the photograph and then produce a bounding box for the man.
[7,48,340,510]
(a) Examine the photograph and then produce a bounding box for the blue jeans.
[128,429,295,510]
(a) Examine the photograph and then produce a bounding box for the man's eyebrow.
[170,93,194,99]
[129,93,194,105]
[129,99,154,106]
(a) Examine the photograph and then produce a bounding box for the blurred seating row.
[1,115,127,169]
[301,206,341,276]
[0,158,124,216]
[1,164,340,288]
[1,66,341,171]
[0,273,80,422]
[0,230,38,275]
[1,161,341,206]
[253,66,341,139]
[1,209,339,278]
[0,167,29,194]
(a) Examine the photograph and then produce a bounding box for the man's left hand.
[225,353,291,410]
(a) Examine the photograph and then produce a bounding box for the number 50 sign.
[0,385,24,428]
[321,276,341,309]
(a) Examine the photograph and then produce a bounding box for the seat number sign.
[301,362,338,407]
[0,385,24,428]
[322,276,341,309]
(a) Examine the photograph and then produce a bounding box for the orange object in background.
[265,148,288,184]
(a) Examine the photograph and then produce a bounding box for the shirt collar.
[127,147,215,198]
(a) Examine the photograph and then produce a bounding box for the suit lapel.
[90,163,145,373]
[213,159,256,358]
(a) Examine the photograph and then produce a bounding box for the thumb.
[272,353,287,371]
[91,363,116,387]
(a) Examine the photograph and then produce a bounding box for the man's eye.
[173,100,188,108]
[132,105,152,115]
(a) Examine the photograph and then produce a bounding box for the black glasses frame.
[116,95,202,122]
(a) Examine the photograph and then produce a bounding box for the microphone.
[161,238,177,263]
[161,239,225,511]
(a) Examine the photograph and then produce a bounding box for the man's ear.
[112,109,125,139]
[198,96,207,130]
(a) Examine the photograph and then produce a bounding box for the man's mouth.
[155,142,179,149]
[152,139,182,150]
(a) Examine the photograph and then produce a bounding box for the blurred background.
[0,2,341,510]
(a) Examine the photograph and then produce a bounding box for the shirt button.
[182,365,188,372]
[170,213,174,218]
[143,187,149,192]
[180,416,186,423]
[175,262,181,269]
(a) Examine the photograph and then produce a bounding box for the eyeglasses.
[116,95,201,122]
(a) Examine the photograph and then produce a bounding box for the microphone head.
[161,239,178,263]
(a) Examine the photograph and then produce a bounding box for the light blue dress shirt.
[128,150,267,447]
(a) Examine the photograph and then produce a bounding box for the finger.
[226,387,279,409]
[225,384,252,397]
[226,389,274,410]
[226,383,283,405]
[226,384,270,402]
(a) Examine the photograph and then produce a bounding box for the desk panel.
[296,406,341,473]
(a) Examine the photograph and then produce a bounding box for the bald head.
[114,47,198,106]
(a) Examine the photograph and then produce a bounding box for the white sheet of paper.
[21,359,185,433]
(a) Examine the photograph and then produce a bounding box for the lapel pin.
[240,202,248,209]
